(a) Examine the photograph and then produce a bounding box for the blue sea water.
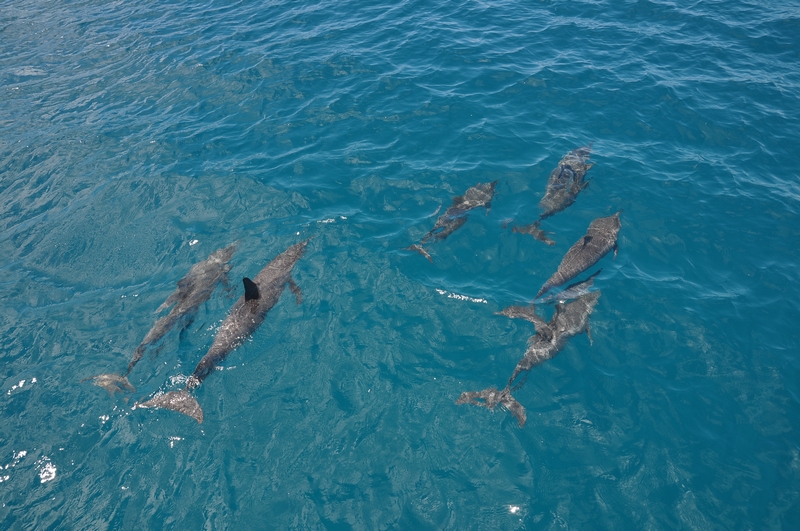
[2,0,800,528]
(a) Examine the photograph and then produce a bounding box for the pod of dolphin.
[86,144,621,426]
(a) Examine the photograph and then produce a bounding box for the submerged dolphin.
[85,243,237,394]
[457,290,601,426]
[539,145,594,220]
[136,239,309,423]
[536,212,621,299]
[408,181,497,262]
[512,220,556,246]
[536,269,601,304]
[511,145,593,243]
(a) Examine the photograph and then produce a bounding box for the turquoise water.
[2,0,799,528]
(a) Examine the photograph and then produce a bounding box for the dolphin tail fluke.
[456,386,527,427]
[136,390,204,423]
[496,304,548,330]
[406,244,433,263]
[82,373,135,395]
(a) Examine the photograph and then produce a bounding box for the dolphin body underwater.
[136,239,309,423]
[408,180,498,262]
[86,243,237,394]
[538,145,594,220]
[512,145,594,244]
[457,290,601,426]
[536,269,601,305]
[536,212,621,299]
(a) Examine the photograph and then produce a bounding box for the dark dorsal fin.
[581,235,593,248]
[243,277,260,301]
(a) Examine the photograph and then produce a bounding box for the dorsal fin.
[243,278,260,301]
[581,235,593,247]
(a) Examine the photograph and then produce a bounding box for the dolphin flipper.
[136,390,204,423]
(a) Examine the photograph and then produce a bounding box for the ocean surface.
[2,0,799,529]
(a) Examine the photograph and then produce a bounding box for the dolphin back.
[537,212,620,298]
[539,145,594,219]
[155,242,237,314]
[414,181,498,254]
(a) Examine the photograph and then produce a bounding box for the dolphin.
[408,181,497,262]
[511,145,593,243]
[538,145,594,220]
[536,212,621,299]
[457,290,601,426]
[85,243,237,394]
[136,239,309,423]
[512,220,556,246]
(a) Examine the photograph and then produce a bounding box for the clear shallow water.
[2,0,799,528]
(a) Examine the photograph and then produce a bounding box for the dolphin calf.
[536,212,621,299]
[85,243,237,394]
[136,239,309,423]
[457,290,601,426]
[512,220,556,246]
[408,181,497,262]
[511,145,593,242]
